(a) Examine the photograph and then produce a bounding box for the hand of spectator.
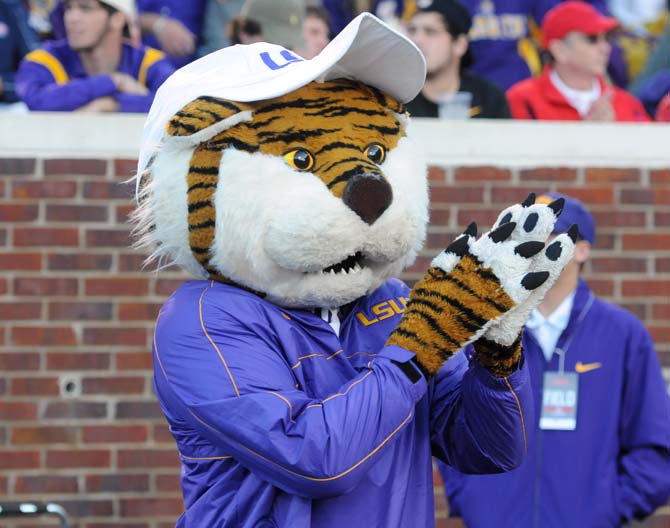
[76,96,120,113]
[153,17,196,57]
[111,73,149,96]
[586,90,615,121]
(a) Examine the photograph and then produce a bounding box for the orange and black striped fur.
[165,79,406,278]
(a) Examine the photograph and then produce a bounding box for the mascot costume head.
[134,14,428,309]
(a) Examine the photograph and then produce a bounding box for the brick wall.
[0,130,668,527]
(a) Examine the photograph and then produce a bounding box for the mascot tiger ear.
[164,97,254,148]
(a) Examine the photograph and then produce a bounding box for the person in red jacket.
[506,1,650,122]
[656,93,670,121]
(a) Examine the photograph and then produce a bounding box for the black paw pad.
[499,212,513,225]
[523,213,539,232]
[521,271,549,290]
[515,241,545,258]
[546,240,563,261]
[522,193,536,207]
[445,235,470,257]
[489,222,516,243]
[567,224,579,243]
[548,198,565,217]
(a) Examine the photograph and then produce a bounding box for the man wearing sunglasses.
[506,1,649,121]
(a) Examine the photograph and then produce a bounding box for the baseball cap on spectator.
[99,0,139,42]
[137,12,426,189]
[537,192,596,244]
[542,1,619,48]
[412,0,474,67]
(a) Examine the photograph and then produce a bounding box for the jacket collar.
[540,66,607,107]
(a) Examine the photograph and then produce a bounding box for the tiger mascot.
[132,13,576,528]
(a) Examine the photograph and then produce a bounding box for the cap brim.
[584,17,620,35]
[138,12,426,179]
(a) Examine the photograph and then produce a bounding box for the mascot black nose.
[342,173,393,225]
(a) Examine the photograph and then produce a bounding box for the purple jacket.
[153,278,532,527]
[442,279,670,527]
[16,39,174,112]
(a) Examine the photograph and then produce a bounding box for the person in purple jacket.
[441,192,670,528]
[15,0,174,112]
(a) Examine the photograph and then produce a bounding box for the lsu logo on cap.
[260,50,304,70]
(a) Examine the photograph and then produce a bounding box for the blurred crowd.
[2,0,670,121]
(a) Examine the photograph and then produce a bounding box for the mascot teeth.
[322,252,364,275]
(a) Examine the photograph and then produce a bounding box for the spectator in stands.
[405,0,510,118]
[441,192,670,528]
[506,1,650,121]
[227,15,263,45]
[239,0,305,52]
[198,0,244,57]
[1,0,41,107]
[459,0,561,91]
[137,0,206,67]
[16,0,174,112]
[295,5,331,59]
[656,92,670,120]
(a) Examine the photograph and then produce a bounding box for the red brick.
[427,166,447,183]
[0,228,5,246]
[15,277,78,296]
[0,158,36,175]
[427,208,451,227]
[593,233,615,250]
[430,186,484,204]
[83,181,134,199]
[11,326,76,346]
[0,252,42,271]
[519,167,577,182]
[119,302,162,321]
[85,278,148,296]
[114,158,139,178]
[115,400,164,419]
[0,302,42,320]
[653,304,670,319]
[655,212,670,227]
[155,278,186,295]
[619,303,647,320]
[44,158,107,176]
[0,402,38,420]
[83,327,147,345]
[591,211,646,228]
[0,204,39,222]
[15,475,79,494]
[620,188,670,205]
[82,425,148,443]
[587,279,614,297]
[86,473,149,493]
[655,258,670,273]
[491,187,536,204]
[156,473,181,492]
[0,450,40,469]
[118,449,179,468]
[14,227,79,247]
[12,180,77,199]
[47,253,112,271]
[454,167,511,182]
[153,424,175,443]
[43,401,108,419]
[425,232,457,251]
[12,425,77,444]
[11,377,60,396]
[46,204,108,222]
[119,253,150,271]
[556,187,614,204]
[120,497,184,517]
[87,524,149,528]
[584,167,641,183]
[47,449,111,468]
[650,169,670,184]
[456,208,501,228]
[47,352,110,370]
[86,228,132,247]
[82,376,145,395]
[405,255,433,274]
[117,203,135,222]
[0,352,40,371]
[590,257,647,273]
[649,326,670,343]
[49,302,113,321]
[56,499,114,517]
[116,351,153,370]
[622,234,670,251]
[622,280,670,297]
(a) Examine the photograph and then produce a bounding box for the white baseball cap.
[100,0,136,19]
[137,12,426,180]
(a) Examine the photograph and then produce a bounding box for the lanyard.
[554,292,595,374]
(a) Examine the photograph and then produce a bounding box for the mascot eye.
[365,143,386,164]
[283,149,315,171]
